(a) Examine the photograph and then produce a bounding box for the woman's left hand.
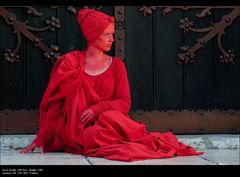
[80,109,96,126]
[20,143,44,154]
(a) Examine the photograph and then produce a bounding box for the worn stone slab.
[1,149,239,165]
[87,155,216,165]
[1,134,239,150]
[1,150,90,165]
[199,149,240,165]
[0,135,35,150]
[178,134,240,150]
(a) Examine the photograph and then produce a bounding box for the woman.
[20,8,203,161]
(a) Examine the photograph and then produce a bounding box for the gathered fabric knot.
[108,16,115,23]
[77,8,95,25]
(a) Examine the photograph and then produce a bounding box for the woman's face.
[91,23,115,52]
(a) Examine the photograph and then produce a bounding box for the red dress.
[33,50,203,161]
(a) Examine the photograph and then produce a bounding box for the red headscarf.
[77,8,115,45]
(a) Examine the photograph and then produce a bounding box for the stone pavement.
[1,134,239,165]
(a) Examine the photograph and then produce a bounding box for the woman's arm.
[90,59,131,117]
[21,100,63,153]
[33,100,64,147]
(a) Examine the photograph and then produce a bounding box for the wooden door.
[0,6,239,134]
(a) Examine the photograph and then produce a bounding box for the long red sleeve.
[33,100,63,147]
[90,59,131,117]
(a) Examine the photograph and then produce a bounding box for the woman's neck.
[85,46,104,63]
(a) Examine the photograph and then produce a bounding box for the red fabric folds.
[34,50,203,161]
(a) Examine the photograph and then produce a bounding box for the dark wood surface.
[126,6,154,111]
[0,8,25,109]
[155,9,183,110]
[183,9,215,110]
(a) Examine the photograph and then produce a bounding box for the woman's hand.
[80,109,96,126]
[20,143,44,154]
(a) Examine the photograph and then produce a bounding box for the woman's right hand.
[80,108,96,126]
[20,143,44,154]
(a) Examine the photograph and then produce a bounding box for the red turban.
[77,8,115,45]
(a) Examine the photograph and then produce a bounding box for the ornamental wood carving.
[138,6,240,64]
[0,6,102,63]
[0,6,63,63]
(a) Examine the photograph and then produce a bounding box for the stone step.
[1,134,239,151]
